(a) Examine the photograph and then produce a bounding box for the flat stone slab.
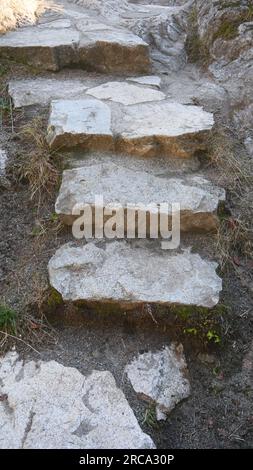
[86,81,165,105]
[0,351,155,449]
[126,345,190,420]
[0,7,150,73]
[47,98,114,152]
[47,98,214,158]
[117,101,214,158]
[48,241,222,308]
[8,78,89,108]
[9,78,165,108]
[55,155,225,232]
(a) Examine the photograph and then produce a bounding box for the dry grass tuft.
[0,0,59,34]
[16,117,60,206]
[207,127,253,270]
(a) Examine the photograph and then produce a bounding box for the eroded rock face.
[55,155,225,232]
[71,0,192,71]
[126,345,190,420]
[48,240,222,308]
[0,351,155,449]
[195,0,253,156]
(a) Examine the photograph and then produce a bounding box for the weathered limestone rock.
[47,98,214,158]
[8,79,89,108]
[195,0,253,156]
[71,0,191,71]
[48,241,222,309]
[55,156,225,232]
[86,82,165,105]
[47,98,114,151]
[0,5,150,73]
[0,351,155,449]
[125,345,190,420]
[116,101,214,158]
[0,27,80,71]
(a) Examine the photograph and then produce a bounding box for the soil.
[0,52,253,450]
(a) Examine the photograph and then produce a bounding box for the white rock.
[86,82,165,105]
[126,345,190,420]
[0,149,7,177]
[55,156,225,231]
[47,98,113,151]
[0,6,150,73]
[8,79,89,108]
[47,98,214,157]
[128,76,162,89]
[48,241,222,308]
[117,101,214,157]
[0,351,155,449]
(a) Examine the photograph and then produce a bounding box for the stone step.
[55,154,225,232]
[46,95,214,158]
[8,77,214,158]
[48,240,222,309]
[0,7,150,74]
[0,351,155,449]
[8,77,164,108]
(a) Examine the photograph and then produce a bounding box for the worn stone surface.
[48,240,222,308]
[195,0,253,156]
[116,100,214,158]
[0,351,155,449]
[128,75,161,88]
[55,155,225,231]
[126,345,190,420]
[47,97,214,157]
[86,81,165,105]
[47,98,113,151]
[8,78,89,108]
[0,3,150,73]
[71,0,191,71]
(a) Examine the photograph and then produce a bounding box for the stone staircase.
[1,1,225,312]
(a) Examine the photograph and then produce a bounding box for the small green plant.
[184,327,198,336]
[207,330,221,344]
[0,304,17,333]
[143,404,159,429]
[47,288,63,309]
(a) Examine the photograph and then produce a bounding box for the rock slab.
[0,351,154,449]
[47,97,214,158]
[0,6,150,73]
[48,241,222,309]
[55,156,225,232]
[126,345,190,420]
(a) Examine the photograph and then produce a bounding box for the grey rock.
[126,345,190,420]
[86,81,166,105]
[47,97,214,158]
[8,78,89,108]
[48,240,222,309]
[0,351,155,449]
[55,154,225,232]
[47,98,114,152]
[0,4,150,73]
[0,149,7,177]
